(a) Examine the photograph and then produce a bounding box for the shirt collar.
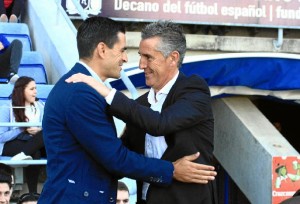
[78,61,105,84]
[148,71,179,103]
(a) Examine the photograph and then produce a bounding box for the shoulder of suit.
[177,74,207,86]
[136,91,149,104]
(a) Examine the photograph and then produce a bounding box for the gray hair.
[141,21,186,68]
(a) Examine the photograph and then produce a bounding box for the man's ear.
[169,50,180,67]
[96,42,106,58]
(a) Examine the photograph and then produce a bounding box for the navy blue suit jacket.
[109,72,216,204]
[38,63,173,204]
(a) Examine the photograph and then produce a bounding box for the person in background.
[67,20,217,204]
[17,192,40,204]
[0,163,13,187]
[0,163,12,182]
[0,165,13,204]
[117,181,130,204]
[0,34,22,84]
[0,76,45,193]
[38,16,216,204]
[0,0,24,23]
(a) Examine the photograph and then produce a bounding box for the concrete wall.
[213,97,299,203]
[23,0,78,84]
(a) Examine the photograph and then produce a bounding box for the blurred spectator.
[0,76,45,193]
[0,34,22,84]
[17,192,40,204]
[0,163,13,186]
[117,181,129,204]
[0,164,13,204]
[0,162,14,202]
[0,0,24,23]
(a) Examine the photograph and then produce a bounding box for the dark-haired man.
[0,163,13,204]
[117,181,129,204]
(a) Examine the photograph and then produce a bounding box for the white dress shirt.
[78,61,105,84]
[25,102,41,123]
[142,71,179,200]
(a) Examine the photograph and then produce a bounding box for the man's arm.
[111,87,211,136]
[65,83,216,185]
[65,74,216,184]
[65,73,212,135]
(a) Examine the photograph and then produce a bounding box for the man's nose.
[0,195,6,203]
[139,58,147,70]
[123,52,128,63]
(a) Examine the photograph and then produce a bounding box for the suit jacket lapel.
[162,72,186,110]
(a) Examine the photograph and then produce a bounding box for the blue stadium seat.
[0,52,47,84]
[0,23,32,51]
[0,78,8,83]
[0,24,47,83]
[0,99,9,108]
[4,33,31,52]
[18,51,48,84]
[0,84,13,99]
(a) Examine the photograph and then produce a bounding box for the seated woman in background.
[0,0,24,23]
[0,76,45,193]
[0,34,22,84]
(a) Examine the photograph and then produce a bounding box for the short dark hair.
[77,16,126,59]
[0,166,12,189]
[18,193,40,204]
[118,181,129,193]
[0,163,12,177]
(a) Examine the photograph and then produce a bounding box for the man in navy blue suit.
[38,17,216,204]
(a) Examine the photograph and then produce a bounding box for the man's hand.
[0,42,4,50]
[172,152,217,184]
[65,73,111,97]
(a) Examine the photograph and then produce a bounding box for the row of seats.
[0,23,47,84]
[0,23,49,191]
[0,23,31,51]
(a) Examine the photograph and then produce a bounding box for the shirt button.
[109,197,114,202]
[83,191,89,197]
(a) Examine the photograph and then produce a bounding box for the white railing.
[0,122,42,127]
